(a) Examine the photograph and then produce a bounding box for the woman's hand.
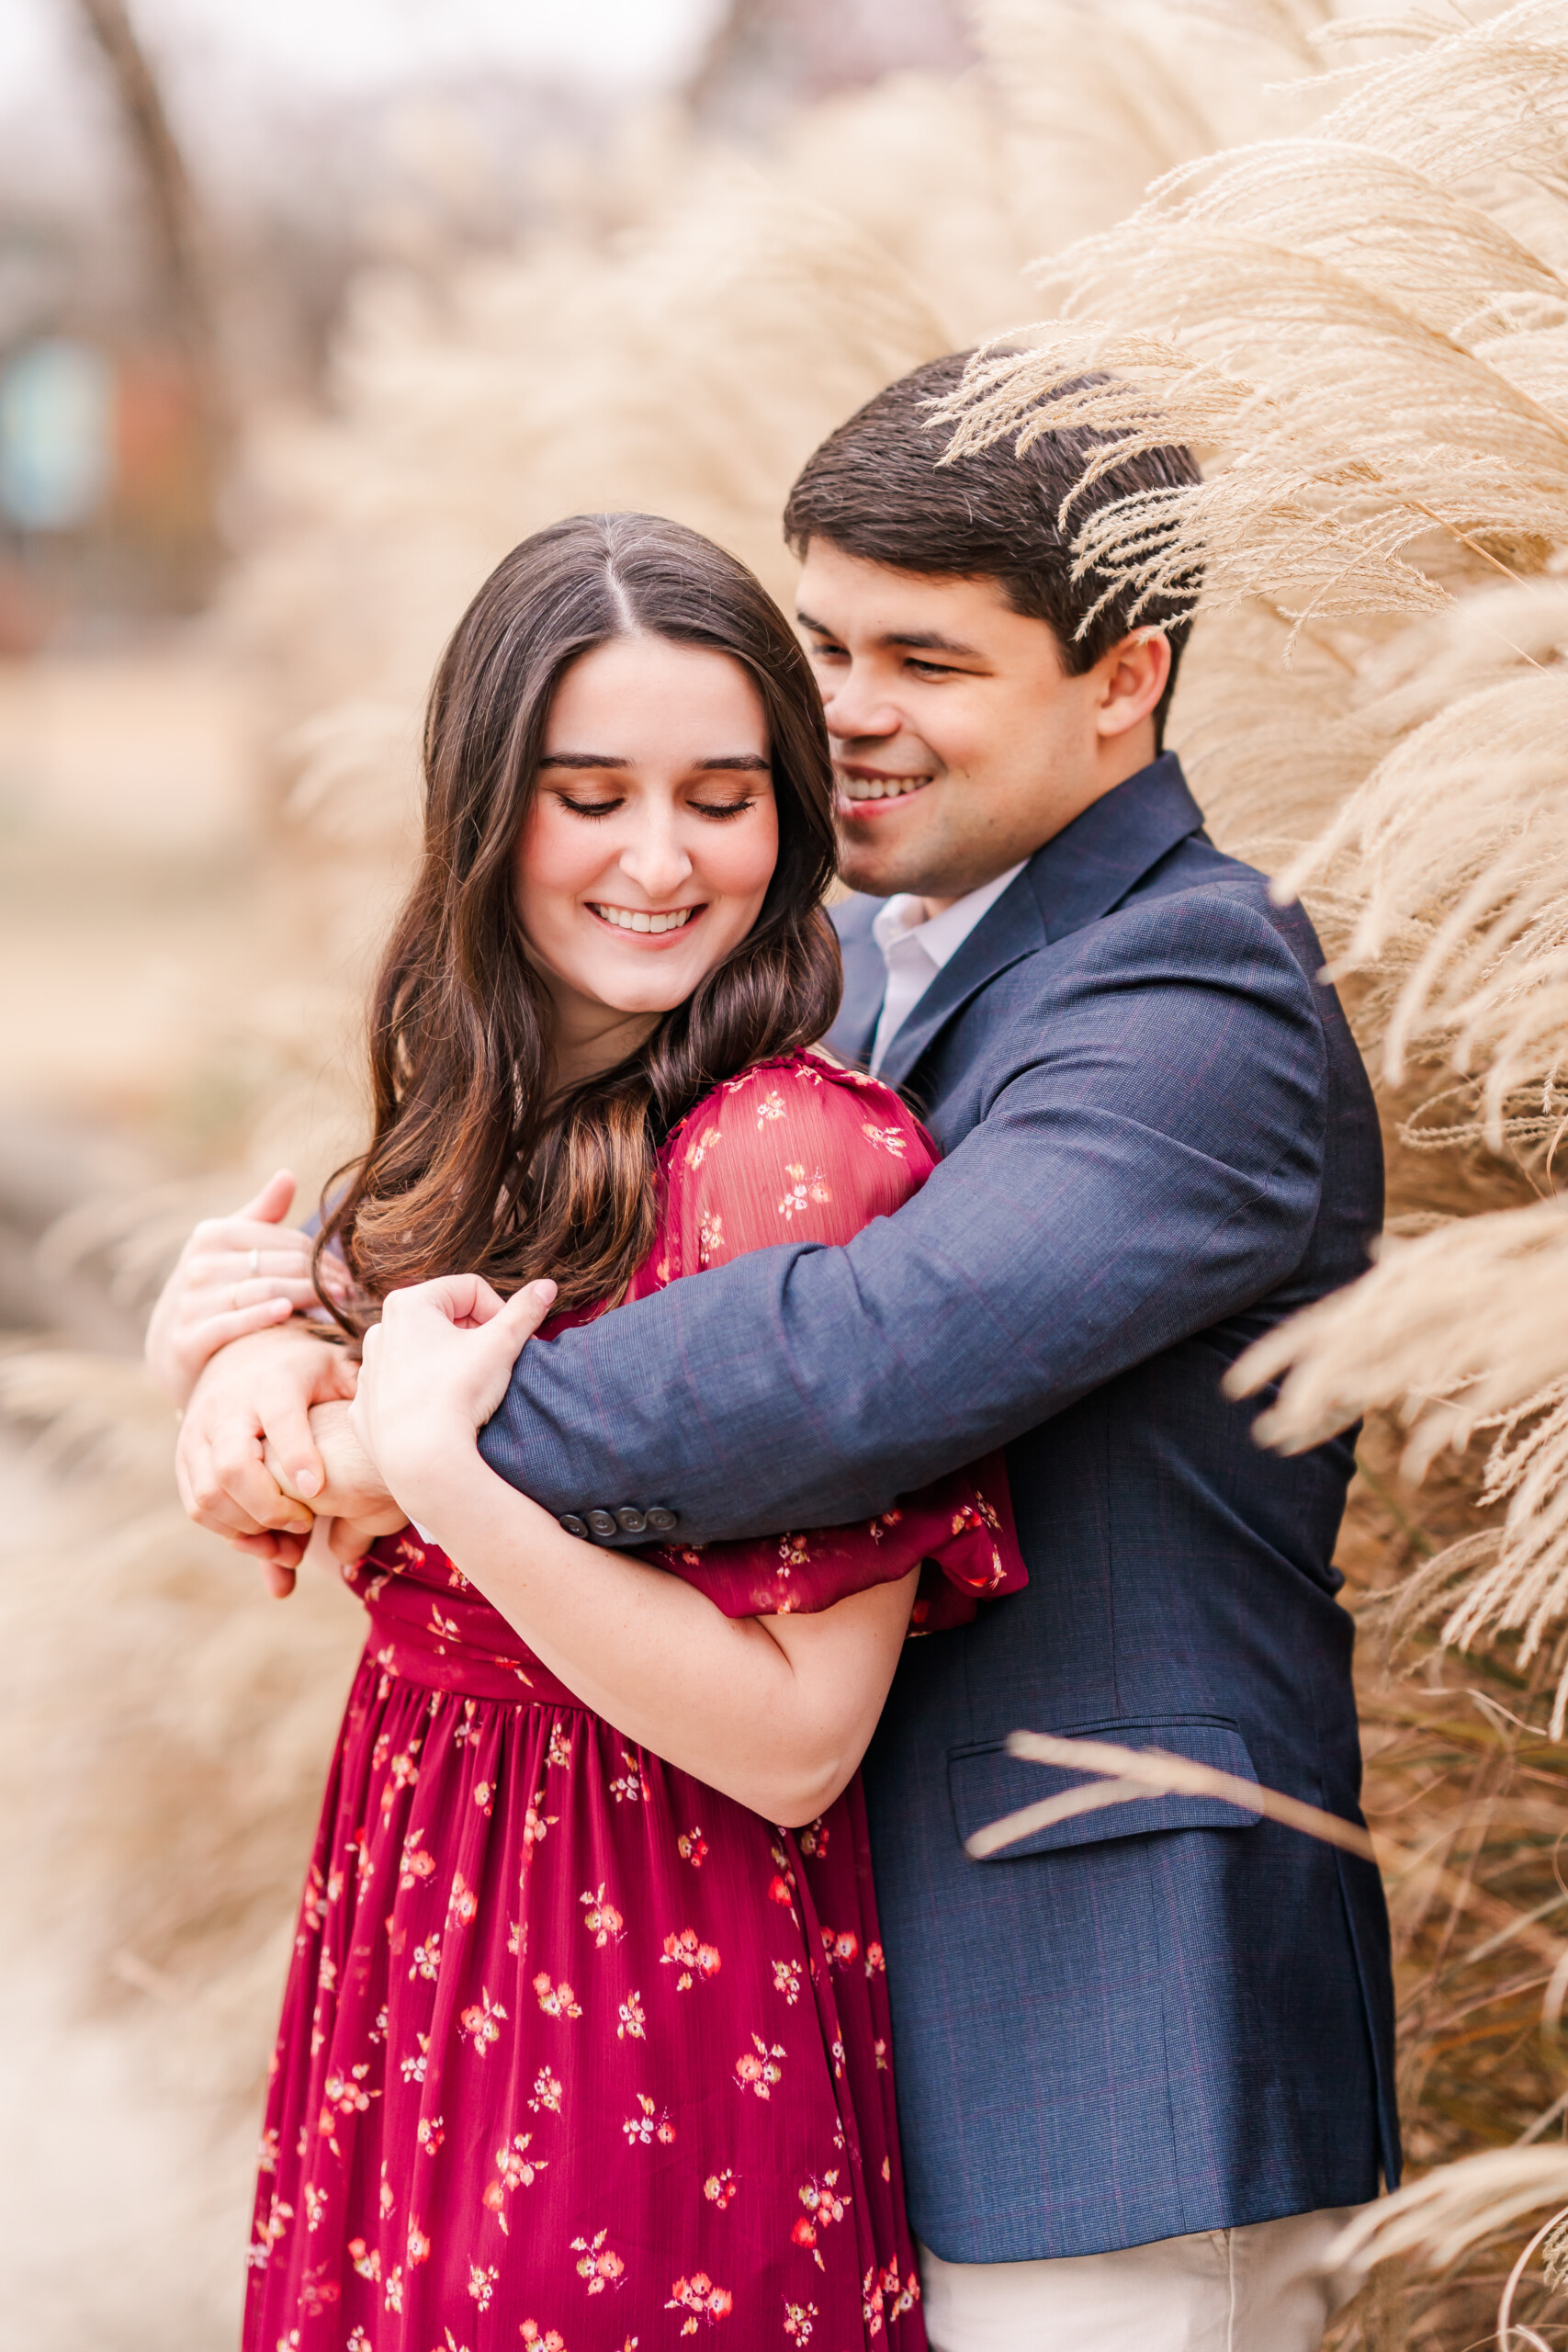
[175,1324,359,1578]
[350,1274,558,1524]
[145,1170,349,1408]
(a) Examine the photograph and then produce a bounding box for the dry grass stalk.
[1332,2146,1568,2276]
[971,1727,1378,1859]
[1320,1446,1568,2346]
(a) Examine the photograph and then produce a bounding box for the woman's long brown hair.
[316,513,841,1329]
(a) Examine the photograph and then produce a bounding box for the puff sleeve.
[622,1054,1027,1628]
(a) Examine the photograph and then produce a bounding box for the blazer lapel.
[875,876,1046,1093]
[875,753,1207,1095]
[826,895,886,1070]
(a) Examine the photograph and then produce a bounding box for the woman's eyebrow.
[537,752,767,771]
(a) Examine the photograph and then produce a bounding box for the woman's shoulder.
[670,1049,930,1171]
[658,1049,935,1271]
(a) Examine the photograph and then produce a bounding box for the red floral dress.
[245,1051,1026,2352]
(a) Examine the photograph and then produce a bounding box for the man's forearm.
[478,900,1332,1545]
[479,1142,1309,1539]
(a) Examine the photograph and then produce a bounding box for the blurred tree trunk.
[71,0,225,580]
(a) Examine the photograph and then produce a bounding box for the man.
[178,353,1395,2351]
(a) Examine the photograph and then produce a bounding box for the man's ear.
[1094,630,1171,741]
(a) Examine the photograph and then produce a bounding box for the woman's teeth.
[840,775,931,801]
[591,904,696,933]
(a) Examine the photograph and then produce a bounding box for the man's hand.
[176,1325,360,1591]
[265,1399,408,1568]
[146,1170,349,1408]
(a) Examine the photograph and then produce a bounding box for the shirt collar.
[871,860,1029,972]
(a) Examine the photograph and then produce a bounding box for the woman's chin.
[592,970,710,1017]
[591,946,741,1013]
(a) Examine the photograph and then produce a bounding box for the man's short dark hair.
[783,351,1201,745]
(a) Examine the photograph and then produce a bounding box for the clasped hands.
[169,1187,558,1596]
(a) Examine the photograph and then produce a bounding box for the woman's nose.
[618,818,694,901]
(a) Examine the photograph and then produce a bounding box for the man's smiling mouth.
[837,771,933,803]
[589,903,699,934]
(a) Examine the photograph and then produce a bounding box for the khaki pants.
[919,2207,1361,2352]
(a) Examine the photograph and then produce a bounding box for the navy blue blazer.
[480,752,1398,2259]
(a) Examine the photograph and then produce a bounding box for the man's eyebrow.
[795,608,983,659]
[882,628,983,657]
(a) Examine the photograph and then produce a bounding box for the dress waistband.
[349,1539,587,1710]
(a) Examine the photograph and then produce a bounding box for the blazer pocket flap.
[950,1716,1262,1860]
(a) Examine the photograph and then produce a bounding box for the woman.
[152,514,1025,2349]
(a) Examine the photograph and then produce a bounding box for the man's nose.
[618,817,694,900]
[822,665,901,743]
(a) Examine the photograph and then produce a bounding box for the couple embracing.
[154,353,1396,2352]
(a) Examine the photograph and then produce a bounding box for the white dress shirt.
[868,862,1027,1077]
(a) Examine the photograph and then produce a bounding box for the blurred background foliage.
[6,4,1568,2346]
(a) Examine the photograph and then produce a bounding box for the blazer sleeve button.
[586,1509,618,1538]
[615,1506,648,1534]
[645,1505,678,1533]
[559,1514,589,1537]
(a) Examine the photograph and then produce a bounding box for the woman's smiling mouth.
[589,902,702,935]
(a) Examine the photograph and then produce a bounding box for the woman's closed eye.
[557,792,625,819]
[690,795,760,821]
[552,792,760,821]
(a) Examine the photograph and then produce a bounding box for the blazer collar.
[874,752,1205,1093]
[1024,751,1204,944]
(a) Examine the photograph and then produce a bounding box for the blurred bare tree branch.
[71,0,224,563]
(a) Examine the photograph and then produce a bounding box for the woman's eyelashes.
[553,790,760,822]
[690,796,759,821]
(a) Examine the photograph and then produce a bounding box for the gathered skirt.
[244,1569,926,2352]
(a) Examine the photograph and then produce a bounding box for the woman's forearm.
[401,1442,913,1826]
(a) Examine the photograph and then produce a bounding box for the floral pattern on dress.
[245,1050,1027,2352]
